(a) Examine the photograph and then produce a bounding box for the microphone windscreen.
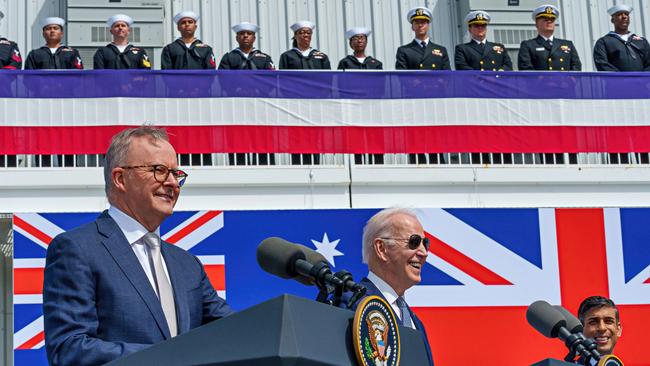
[526,300,567,338]
[256,237,305,279]
[292,243,328,286]
[554,305,583,334]
[296,243,329,266]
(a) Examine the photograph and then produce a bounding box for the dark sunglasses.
[380,234,430,251]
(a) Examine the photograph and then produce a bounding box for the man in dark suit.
[455,10,512,71]
[395,7,450,70]
[161,11,216,70]
[344,208,434,365]
[518,5,581,71]
[594,4,650,71]
[43,126,233,366]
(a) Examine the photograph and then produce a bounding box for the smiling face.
[582,306,622,355]
[111,136,180,231]
[374,213,428,296]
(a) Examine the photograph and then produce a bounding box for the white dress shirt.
[414,37,430,47]
[367,271,415,329]
[108,205,172,296]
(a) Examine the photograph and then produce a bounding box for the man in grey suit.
[43,126,233,366]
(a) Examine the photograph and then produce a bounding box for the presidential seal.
[352,296,400,366]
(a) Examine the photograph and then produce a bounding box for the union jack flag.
[12,208,650,366]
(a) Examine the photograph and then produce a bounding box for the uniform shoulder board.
[61,47,73,52]
[0,40,11,45]
[254,52,270,58]
[130,47,140,51]
[195,43,208,48]
[633,35,645,41]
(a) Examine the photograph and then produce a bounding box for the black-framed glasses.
[380,234,430,251]
[121,164,188,187]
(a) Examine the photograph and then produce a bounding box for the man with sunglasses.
[343,208,434,365]
[43,126,233,365]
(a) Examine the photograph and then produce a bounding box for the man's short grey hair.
[362,207,419,264]
[103,126,170,199]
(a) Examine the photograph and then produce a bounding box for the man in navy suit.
[346,208,434,365]
[43,126,233,366]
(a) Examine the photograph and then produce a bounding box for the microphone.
[553,305,603,365]
[256,237,344,289]
[553,305,583,333]
[526,301,602,363]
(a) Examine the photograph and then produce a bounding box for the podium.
[108,294,430,365]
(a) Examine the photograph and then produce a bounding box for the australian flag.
[12,208,650,366]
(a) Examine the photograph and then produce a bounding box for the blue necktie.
[396,296,414,328]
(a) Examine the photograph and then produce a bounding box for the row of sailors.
[1,4,648,72]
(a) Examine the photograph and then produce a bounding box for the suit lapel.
[468,41,483,57]
[96,212,172,339]
[550,39,561,58]
[422,41,435,62]
[361,277,426,332]
[161,244,190,334]
[482,41,492,58]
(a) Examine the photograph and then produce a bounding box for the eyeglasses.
[350,35,367,42]
[121,164,188,187]
[380,234,430,251]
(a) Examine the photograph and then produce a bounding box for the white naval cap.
[106,14,133,27]
[532,5,559,20]
[232,22,259,33]
[173,11,199,24]
[290,20,315,32]
[407,7,432,23]
[464,10,490,25]
[608,4,633,16]
[345,27,371,40]
[40,17,65,29]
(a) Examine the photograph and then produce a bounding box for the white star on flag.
[311,233,344,266]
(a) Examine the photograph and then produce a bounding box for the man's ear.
[373,238,389,262]
[112,168,127,193]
